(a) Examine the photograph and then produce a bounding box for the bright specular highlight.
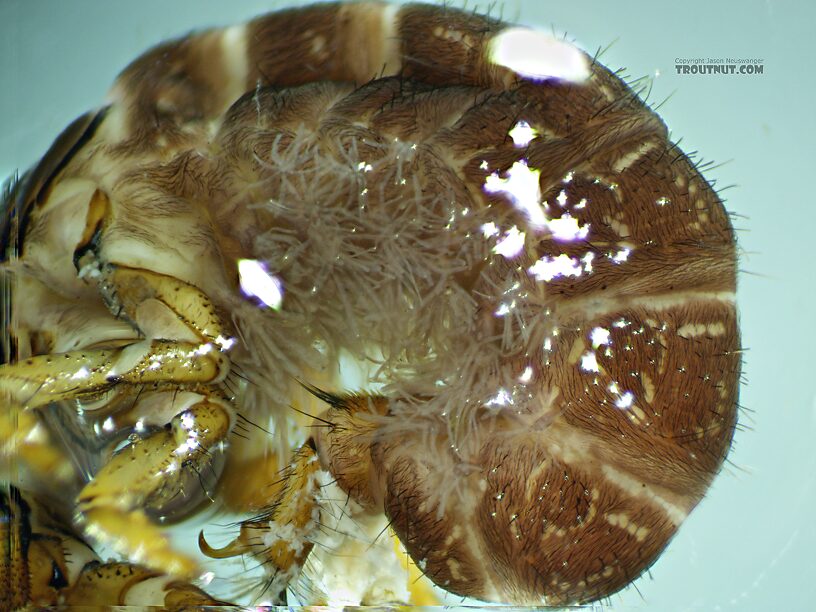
[490,28,591,83]
[238,259,284,309]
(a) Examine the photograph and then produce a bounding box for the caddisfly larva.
[1,1,739,606]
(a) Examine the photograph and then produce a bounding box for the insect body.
[1,2,739,606]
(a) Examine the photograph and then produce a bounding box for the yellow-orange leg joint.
[200,440,322,601]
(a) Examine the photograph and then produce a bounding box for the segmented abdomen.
[6,2,738,605]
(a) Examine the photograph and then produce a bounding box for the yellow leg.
[217,450,283,514]
[62,561,231,608]
[1,485,231,608]
[0,264,230,482]
[197,389,388,602]
[77,396,232,579]
[0,485,29,610]
[0,262,238,584]
[74,199,228,346]
[1,261,230,413]
[0,396,74,485]
[0,339,228,408]
[97,266,230,347]
[200,441,322,602]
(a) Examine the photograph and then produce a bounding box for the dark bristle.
[296,379,347,409]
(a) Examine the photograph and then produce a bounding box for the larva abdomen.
[6,1,738,606]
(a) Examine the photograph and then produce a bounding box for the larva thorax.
[5,2,738,606]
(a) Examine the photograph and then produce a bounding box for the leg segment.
[200,440,322,603]
[1,484,231,608]
[0,395,75,486]
[198,389,392,602]
[1,261,233,409]
[62,561,231,608]
[94,266,231,348]
[0,340,228,408]
[78,394,233,578]
[1,264,236,579]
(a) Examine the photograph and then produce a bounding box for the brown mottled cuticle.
[2,1,738,606]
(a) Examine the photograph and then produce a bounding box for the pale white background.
[1,1,813,609]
